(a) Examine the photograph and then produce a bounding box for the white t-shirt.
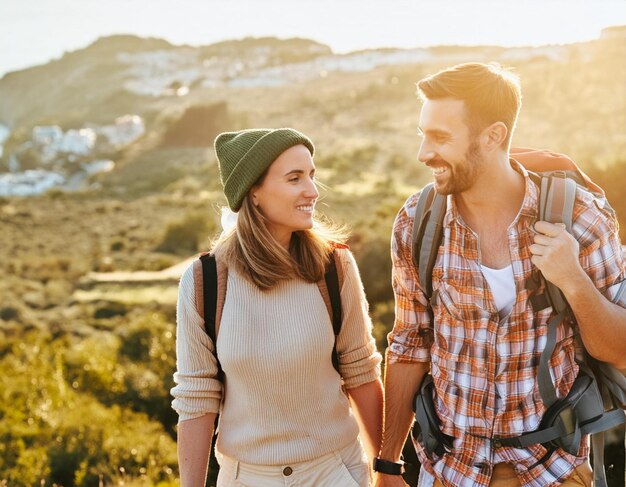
[480,264,516,319]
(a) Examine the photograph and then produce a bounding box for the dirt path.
[83,255,196,285]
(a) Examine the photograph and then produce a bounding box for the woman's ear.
[250,190,259,208]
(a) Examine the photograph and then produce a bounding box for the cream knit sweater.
[171,248,382,465]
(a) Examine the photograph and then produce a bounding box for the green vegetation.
[0,316,178,486]
[156,212,218,255]
[1,35,625,485]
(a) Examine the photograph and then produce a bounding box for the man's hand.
[372,472,409,487]
[529,221,586,292]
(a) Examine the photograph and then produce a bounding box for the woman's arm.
[177,413,217,487]
[347,379,384,459]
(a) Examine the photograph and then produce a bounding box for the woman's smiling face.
[250,144,319,248]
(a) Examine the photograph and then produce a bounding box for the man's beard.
[435,139,483,195]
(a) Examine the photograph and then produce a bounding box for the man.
[373,63,626,487]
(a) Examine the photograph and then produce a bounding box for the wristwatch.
[372,457,405,475]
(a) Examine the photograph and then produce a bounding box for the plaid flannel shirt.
[388,162,625,487]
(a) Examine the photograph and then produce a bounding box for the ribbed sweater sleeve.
[170,263,223,422]
[335,249,382,389]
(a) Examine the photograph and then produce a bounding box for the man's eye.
[289,177,299,182]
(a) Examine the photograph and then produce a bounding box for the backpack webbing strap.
[592,432,607,487]
[534,174,579,407]
[540,172,577,234]
[537,311,566,407]
[411,183,446,299]
[199,253,224,381]
[538,173,578,316]
[323,251,343,374]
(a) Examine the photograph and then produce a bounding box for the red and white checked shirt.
[389,162,625,487]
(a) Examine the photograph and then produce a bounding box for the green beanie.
[214,128,315,211]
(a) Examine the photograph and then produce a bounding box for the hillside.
[0,33,625,486]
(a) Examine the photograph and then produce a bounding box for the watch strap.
[373,457,405,475]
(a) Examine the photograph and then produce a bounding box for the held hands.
[529,221,586,291]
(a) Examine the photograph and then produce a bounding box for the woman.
[171,128,383,486]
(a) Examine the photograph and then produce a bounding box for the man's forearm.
[562,271,626,369]
[178,413,216,487]
[379,357,430,461]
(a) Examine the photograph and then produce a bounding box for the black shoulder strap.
[200,253,218,342]
[325,250,342,375]
[198,253,222,469]
[199,253,224,380]
[411,183,446,299]
[200,251,343,378]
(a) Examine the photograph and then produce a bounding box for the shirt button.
[283,466,293,476]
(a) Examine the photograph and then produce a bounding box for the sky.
[1,0,625,78]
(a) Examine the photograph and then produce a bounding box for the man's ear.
[482,122,508,150]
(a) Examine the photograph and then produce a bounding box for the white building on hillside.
[32,125,62,145]
[96,115,145,149]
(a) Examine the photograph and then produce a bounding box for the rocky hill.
[0,33,624,199]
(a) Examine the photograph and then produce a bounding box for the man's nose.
[417,142,435,163]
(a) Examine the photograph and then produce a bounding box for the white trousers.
[216,438,370,487]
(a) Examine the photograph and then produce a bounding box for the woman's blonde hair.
[211,195,347,290]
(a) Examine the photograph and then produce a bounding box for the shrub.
[156,211,216,254]
[94,302,128,319]
[354,237,393,305]
[0,331,178,486]
[0,307,19,321]
[110,237,126,251]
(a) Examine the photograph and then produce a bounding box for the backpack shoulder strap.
[537,173,626,487]
[538,171,578,234]
[198,252,227,381]
[317,248,343,375]
[535,171,578,316]
[411,183,447,299]
[534,172,579,407]
[199,253,218,342]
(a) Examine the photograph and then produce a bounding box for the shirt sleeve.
[334,248,382,389]
[170,262,223,422]
[573,187,626,301]
[387,192,434,364]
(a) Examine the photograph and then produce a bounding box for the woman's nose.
[304,178,319,199]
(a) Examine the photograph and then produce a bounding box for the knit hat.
[214,128,315,211]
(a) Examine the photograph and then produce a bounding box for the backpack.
[192,248,346,478]
[410,148,626,487]
[192,247,346,379]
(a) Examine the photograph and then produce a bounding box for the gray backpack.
[411,164,626,487]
